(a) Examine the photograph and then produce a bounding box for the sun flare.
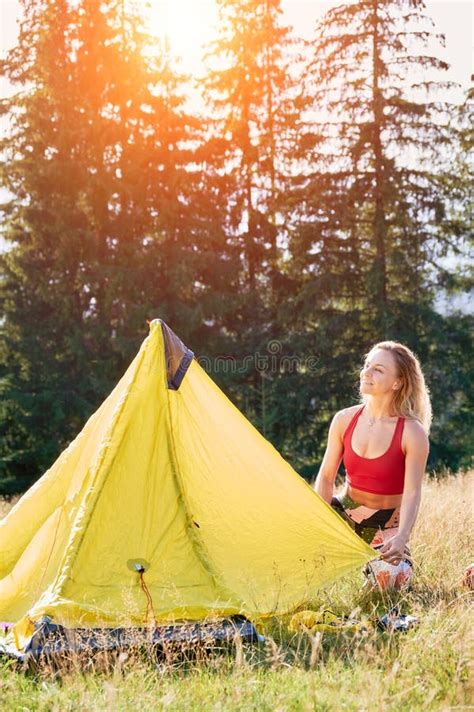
[144,0,218,69]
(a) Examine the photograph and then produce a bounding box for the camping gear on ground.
[462,563,474,589]
[0,319,374,660]
[289,607,420,636]
[288,609,369,634]
[376,607,419,632]
[0,614,262,663]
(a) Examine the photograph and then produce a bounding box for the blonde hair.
[360,340,432,435]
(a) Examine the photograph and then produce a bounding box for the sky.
[0,0,472,93]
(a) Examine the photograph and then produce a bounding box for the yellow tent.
[0,320,374,653]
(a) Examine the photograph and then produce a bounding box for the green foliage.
[0,0,238,493]
[0,0,472,493]
[272,0,473,476]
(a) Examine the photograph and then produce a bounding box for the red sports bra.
[342,404,406,496]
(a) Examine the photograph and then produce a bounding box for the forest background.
[0,0,472,495]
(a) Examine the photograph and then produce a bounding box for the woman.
[314,340,431,588]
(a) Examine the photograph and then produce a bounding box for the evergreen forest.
[0,0,472,494]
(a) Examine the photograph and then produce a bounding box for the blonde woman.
[314,341,431,588]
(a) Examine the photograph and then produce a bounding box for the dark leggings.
[331,493,399,545]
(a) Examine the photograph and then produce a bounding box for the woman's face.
[359,348,400,396]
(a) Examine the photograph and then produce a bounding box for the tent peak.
[148,318,194,390]
[148,318,163,331]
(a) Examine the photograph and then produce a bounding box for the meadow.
[0,473,472,711]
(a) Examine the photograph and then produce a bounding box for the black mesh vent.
[160,321,194,390]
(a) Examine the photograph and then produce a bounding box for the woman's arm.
[380,421,430,564]
[313,411,345,504]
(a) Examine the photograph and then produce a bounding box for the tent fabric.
[0,319,375,653]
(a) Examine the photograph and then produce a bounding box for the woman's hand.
[379,534,408,565]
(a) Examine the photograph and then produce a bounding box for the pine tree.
[0,0,235,492]
[431,78,473,305]
[201,0,300,302]
[276,0,467,474]
[294,0,461,336]
[200,0,301,441]
[0,0,97,492]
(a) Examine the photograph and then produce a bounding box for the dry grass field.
[0,473,472,711]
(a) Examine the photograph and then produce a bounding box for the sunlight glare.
[145,0,218,70]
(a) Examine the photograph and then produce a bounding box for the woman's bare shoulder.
[401,417,429,456]
[403,417,429,441]
[336,404,362,419]
[333,405,362,431]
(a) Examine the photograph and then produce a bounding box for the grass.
[0,474,472,711]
